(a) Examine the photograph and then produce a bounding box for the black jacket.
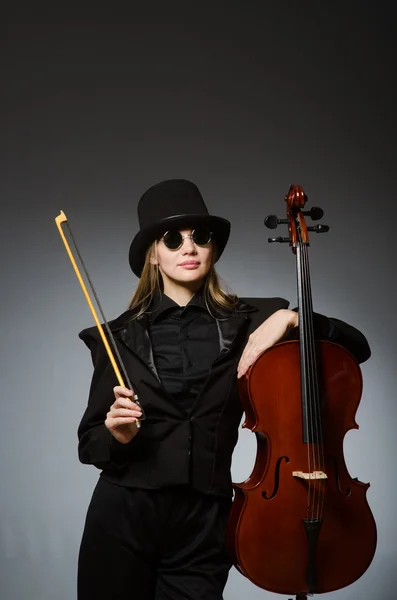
[77,297,370,498]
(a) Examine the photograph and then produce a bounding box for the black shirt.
[148,290,220,413]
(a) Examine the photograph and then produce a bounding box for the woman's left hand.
[237,309,299,379]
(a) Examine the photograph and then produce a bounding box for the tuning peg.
[264,215,289,229]
[303,206,323,220]
[268,236,291,243]
[307,224,329,233]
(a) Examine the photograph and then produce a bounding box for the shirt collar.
[149,287,208,323]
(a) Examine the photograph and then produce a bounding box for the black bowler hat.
[129,179,231,277]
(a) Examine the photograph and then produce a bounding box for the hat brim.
[129,214,231,277]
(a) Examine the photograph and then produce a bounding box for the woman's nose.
[181,235,197,252]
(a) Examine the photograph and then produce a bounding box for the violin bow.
[55,210,145,425]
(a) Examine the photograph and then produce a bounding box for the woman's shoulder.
[234,297,290,331]
[211,296,289,321]
[78,308,137,347]
[237,296,290,314]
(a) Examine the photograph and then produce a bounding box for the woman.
[77,179,370,600]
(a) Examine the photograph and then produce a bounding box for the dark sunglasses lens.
[163,230,182,249]
[193,228,211,246]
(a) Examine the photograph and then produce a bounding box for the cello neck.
[296,236,321,444]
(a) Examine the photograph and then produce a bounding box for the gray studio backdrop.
[1,4,396,600]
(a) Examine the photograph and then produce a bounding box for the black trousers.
[78,478,233,599]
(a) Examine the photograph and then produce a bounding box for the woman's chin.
[166,269,207,286]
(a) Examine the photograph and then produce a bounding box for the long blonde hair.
[128,241,238,318]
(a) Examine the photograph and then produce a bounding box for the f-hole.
[262,456,290,500]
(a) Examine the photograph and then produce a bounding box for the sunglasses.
[159,228,213,250]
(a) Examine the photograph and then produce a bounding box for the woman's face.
[150,227,213,292]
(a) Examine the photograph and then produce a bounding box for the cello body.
[227,185,377,597]
[228,340,377,595]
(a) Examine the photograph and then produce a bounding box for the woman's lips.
[179,261,200,269]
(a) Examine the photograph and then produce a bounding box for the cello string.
[306,243,323,520]
[305,246,319,519]
[304,242,324,520]
[297,240,313,515]
[303,244,315,519]
[307,242,326,520]
[303,241,317,518]
[302,245,316,519]
[304,243,325,520]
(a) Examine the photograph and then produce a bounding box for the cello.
[227,185,377,599]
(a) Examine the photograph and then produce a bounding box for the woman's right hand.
[105,386,142,444]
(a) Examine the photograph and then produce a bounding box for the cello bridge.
[292,470,328,480]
